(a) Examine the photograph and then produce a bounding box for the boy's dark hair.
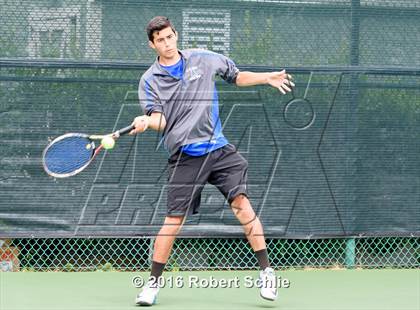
[146,16,176,42]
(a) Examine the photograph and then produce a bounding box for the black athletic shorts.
[167,143,248,216]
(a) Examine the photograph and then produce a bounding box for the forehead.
[152,26,175,40]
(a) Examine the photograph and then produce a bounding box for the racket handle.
[115,125,135,137]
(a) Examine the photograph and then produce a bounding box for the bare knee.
[160,215,185,235]
[228,196,265,239]
[230,194,255,219]
[230,194,251,212]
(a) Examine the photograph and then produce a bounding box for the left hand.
[267,70,295,95]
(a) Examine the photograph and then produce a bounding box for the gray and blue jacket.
[138,49,240,156]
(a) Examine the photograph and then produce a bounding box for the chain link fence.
[0,237,418,272]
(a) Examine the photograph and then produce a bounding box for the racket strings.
[44,136,94,175]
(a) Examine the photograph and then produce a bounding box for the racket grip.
[116,125,135,137]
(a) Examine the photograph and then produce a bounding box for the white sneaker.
[259,267,278,301]
[135,280,160,306]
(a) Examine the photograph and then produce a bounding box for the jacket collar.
[150,50,187,76]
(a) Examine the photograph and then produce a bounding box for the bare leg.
[136,216,185,305]
[152,215,185,263]
[230,194,266,251]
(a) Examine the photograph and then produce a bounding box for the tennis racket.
[42,124,134,178]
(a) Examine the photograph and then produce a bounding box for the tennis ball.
[101,136,115,150]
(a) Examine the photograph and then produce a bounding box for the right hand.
[129,115,150,135]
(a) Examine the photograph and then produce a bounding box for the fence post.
[148,237,155,268]
[345,238,356,268]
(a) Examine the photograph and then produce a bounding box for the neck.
[158,51,181,66]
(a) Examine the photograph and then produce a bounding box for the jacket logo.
[186,66,201,81]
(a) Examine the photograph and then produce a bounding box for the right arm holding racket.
[42,112,165,179]
[41,74,166,178]
[130,76,166,135]
[129,112,166,135]
[42,112,164,178]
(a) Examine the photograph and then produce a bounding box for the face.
[149,26,178,59]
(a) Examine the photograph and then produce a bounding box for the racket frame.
[42,125,134,178]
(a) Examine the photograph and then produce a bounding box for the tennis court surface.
[1,269,419,310]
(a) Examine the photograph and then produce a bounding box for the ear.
[175,31,178,41]
[148,40,155,50]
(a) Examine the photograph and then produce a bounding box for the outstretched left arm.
[235,69,295,94]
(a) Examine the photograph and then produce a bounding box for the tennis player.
[131,16,294,306]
